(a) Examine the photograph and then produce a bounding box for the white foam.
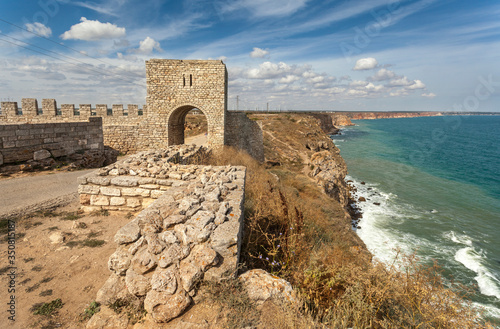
[444,231,473,246]
[455,247,500,299]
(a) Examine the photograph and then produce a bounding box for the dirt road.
[0,169,94,218]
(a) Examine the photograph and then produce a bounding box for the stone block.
[91,195,110,206]
[101,187,121,196]
[110,176,139,187]
[78,185,100,195]
[126,198,142,208]
[110,197,126,206]
[150,190,164,199]
[34,149,51,161]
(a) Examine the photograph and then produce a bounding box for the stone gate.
[146,59,227,146]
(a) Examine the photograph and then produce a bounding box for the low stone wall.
[78,146,209,212]
[83,145,246,324]
[0,117,103,165]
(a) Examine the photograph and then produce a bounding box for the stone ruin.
[82,145,248,324]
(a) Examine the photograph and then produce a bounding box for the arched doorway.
[167,105,208,146]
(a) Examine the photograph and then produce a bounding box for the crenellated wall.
[0,98,147,154]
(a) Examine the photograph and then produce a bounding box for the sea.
[330,115,500,323]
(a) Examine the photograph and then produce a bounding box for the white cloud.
[250,47,269,58]
[365,83,385,92]
[61,17,126,41]
[349,80,369,87]
[224,0,309,17]
[387,76,413,87]
[25,22,52,37]
[422,92,436,98]
[406,79,426,90]
[135,37,162,54]
[280,75,300,84]
[353,57,378,70]
[246,61,291,79]
[369,68,396,81]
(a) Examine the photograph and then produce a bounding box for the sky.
[0,0,499,112]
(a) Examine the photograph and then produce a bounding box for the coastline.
[330,116,500,322]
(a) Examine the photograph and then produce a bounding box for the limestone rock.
[96,274,129,305]
[49,232,64,244]
[33,149,51,160]
[163,214,186,228]
[110,176,139,187]
[158,244,190,268]
[239,269,295,305]
[159,230,178,245]
[86,305,129,329]
[146,234,166,254]
[126,268,151,296]
[115,220,141,244]
[151,267,177,294]
[0,152,3,166]
[128,236,146,255]
[108,247,132,276]
[144,289,191,323]
[132,247,157,274]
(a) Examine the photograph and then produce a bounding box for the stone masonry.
[1,59,263,160]
[145,59,227,147]
[82,145,246,324]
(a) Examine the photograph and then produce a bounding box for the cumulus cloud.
[280,75,300,84]
[61,17,126,41]
[387,76,413,87]
[353,57,378,70]
[368,68,396,81]
[25,22,52,37]
[406,79,426,90]
[134,37,162,54]
[250,47,269,58]
[246,61,291,79]
[422,92,436,98]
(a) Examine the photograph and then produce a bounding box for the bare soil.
[0,199,135,329]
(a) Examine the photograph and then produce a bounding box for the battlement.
[0,98,146,123]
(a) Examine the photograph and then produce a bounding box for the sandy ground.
[185,133,207,146]
[0,198,134,329]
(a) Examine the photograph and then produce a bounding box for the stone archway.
[167,105,209,146]
[145,59,227,148]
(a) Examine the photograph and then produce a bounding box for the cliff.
[341,111,442,120]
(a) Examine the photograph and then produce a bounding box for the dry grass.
[207,134,490,328]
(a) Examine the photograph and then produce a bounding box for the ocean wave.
[443,231,473,246]
[455,247,500,299]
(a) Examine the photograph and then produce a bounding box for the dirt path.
[0,169,94,219]
[185,133,207,146]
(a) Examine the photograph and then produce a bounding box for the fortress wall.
[225,112,264,162]
[0,117,103,165]
[0,99,146,154]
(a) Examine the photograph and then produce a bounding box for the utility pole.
[267,102,269,112]
[236,96,239,111]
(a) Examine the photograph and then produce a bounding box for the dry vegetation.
[207,113,493,328]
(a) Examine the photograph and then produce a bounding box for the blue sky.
[0,0,499,112]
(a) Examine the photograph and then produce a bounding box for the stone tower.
[145,59,228,146]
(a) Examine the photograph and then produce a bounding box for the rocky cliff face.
[344,111,442,120]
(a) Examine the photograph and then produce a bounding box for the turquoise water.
[330,115,500,321]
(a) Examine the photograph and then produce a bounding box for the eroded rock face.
[89,152,246,325]
[239,269,296,305]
